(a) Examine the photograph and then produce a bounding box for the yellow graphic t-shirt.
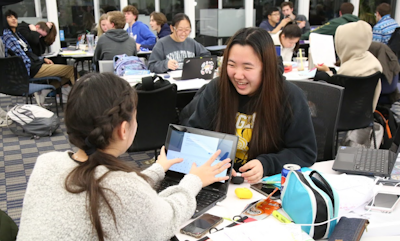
[235,112,256,166]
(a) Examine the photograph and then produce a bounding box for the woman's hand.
[189,150,231,187]
[239,159,263,184]
[156,146,183,172]
[316,64,330,72]
[168,59,179,70]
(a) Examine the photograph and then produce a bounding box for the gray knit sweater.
[17,151,202,240]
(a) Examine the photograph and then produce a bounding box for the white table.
[174,161,400,241]
[123,73,211,91]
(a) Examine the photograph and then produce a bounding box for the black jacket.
[17,21,48,56]
[186,78,317,176]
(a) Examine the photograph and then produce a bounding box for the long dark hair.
[64,73,147,241]
[216,27,286,160]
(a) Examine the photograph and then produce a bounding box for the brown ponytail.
[36,21,57,45]
[64,73,148,240]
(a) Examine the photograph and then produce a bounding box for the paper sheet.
[323,173,375,216]
[208,218,314,241]
[309,33,336,67]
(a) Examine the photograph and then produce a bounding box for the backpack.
[113,54,149,76]
[135,75,171,91]
[374,105,398,149]
[6,104,60,138]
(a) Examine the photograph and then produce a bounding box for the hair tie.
[84,137,97,156]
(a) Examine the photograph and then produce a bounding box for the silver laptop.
[98,60,114,73]
[173,56,217,80]
[156,124,238,218]
[333,129,400,177]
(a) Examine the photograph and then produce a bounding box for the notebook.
[333,129,400,177]
[156,124,238,218]
[173,56,217,80]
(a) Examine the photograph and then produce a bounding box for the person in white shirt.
[270,24,302,62]
[17,73,231,240]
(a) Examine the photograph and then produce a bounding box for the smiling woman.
[187,27,317,183]
[147,13,211,73]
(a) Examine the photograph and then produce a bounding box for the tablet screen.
[167,129,233,179]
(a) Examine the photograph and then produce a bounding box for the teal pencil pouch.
[281,170,339,239]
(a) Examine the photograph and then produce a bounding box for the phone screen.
[368,193,400,209]
[250,183,281,199]
[181,214,222,236]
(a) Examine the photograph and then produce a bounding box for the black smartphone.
[180,213,223,238]
[250,183,281,199]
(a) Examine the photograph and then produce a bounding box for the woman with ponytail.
[17,73,231,240]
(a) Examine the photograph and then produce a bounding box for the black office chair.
[290,80,343,161]
[127,84,178,157]
[327,72,382,150]
[0,56,61,116]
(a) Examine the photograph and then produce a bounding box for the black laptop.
[156,124,238,218]
[333,129,400,177]
[173,56,217,80]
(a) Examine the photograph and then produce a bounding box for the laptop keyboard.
[155,180,220,212]
[355,149,388,174]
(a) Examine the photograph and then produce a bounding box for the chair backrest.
[328,72,381,131]
[176,89,198,112]
[388,27,400,60]
[0,56,30,96]
[290,80,344,162]
[127,84,178,152]
[98,60,114,73]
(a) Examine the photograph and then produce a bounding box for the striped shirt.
[372,15,399,44]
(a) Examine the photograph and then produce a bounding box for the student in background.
[281,2,310,34]
[316,21,382,110]
[2,10,75,105]
[259,7,291,34]
[187,27,317,183]
[271,24,302,62]
[17,20,57,56]
[96,14,110,38]
[145,11,171,50]
[372,3,399,44]
[17,73,231,240]
[93,11,137,70]
[148,13,210,73]
[301,3,358,40]
[123,5,156,51]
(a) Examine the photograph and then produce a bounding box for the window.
[2,0,36,18]
[160,0,184,22]
[57,0,95,43]
[128,0,155,15]
[100,0,120,13]
[309,0,349,25]
[359,0,396,26]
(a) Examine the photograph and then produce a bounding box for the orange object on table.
[284,64,292,73]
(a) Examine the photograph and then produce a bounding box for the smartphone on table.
[250,183,281,199]
[180,213,223,238]
[365,191,400,213]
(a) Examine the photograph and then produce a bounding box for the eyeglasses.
[174,27,191,33]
